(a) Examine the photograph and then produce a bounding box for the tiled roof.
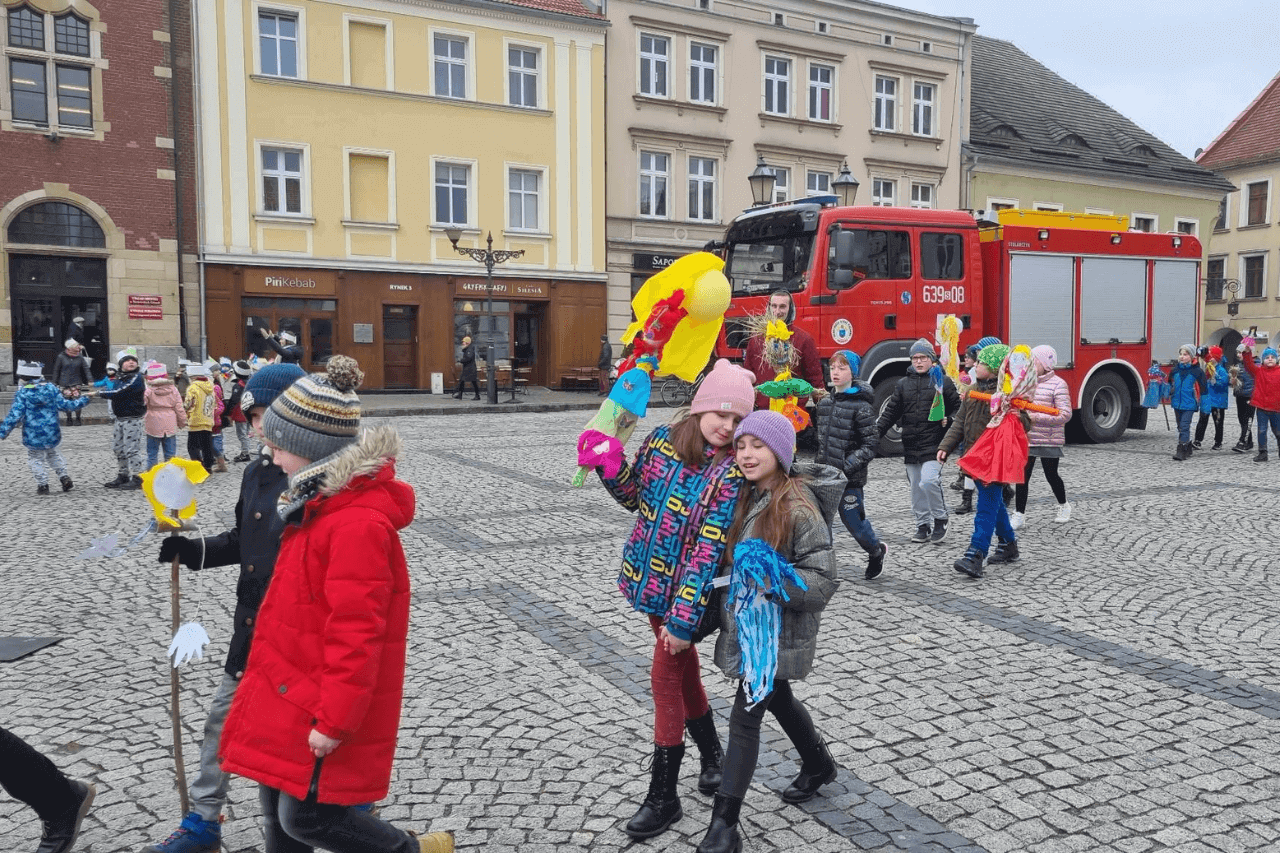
[1197,71,1280,169]
[482,0,607,21]
[969,36,1233,193]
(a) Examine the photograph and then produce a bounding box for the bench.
[559,367,599,391]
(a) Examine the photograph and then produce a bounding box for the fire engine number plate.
[921,285,965,304]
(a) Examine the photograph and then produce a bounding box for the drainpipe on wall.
[168,0,189,358]
[189,0,208,360]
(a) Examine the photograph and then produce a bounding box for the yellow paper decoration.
[140,458,210,528]
[622,252,730,383]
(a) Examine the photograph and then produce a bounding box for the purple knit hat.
[734,410,797,471]
[691,359,756,419]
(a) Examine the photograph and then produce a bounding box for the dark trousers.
[719,679,822,800]
[1014,456,1066,513]
[258,784,415,853]
[188,429,215,472]
[1237,398,1254,441]
[1195,407,1225,445]
[453,379,479,398]
[0,725,77,821]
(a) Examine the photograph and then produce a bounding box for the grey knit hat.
[260,356,364,461]
[909,338,936,359]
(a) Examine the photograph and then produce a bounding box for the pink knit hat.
[1032,345,1057,371]
[146,362,168,380]
[690,359,756,419]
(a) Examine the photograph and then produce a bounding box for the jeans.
[1174,408,1195,444]
[213,432,224,457]
[969,482,1015,556]
[0,725,77,821]
[837,485,881,554]
[647,614,709,746]
[258,785,415,853]
[146,434,177,470]
[903,460,948,526]
[190,673,238,821]
[1257,409,1280,451]
[26,446,67,486]
[719,679,823,800]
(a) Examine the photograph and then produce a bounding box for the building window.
[1175,219,1198,236]
[771,167,790,203]
[689,41,716,104]
[1246,181,1269,226]
[508,46,538,107]
[912,82,934,136]
[9,58,47,124]
[8,201,105,247]
[434,162,469,225]
[54,64,90,127]
[763,55,791,115]
[910,183,933,209]
[1214,196,1230,231]
[987,197,1017,212]
[639,33,669,97]
[54,14,90,56]
[433,35,467,98]
[921,41,932,53]
[1205,257,1225,301]
[688,157,716,222]
[1131,214,1156,233]
[806,171,831,196]
[874,75,897,131]
[259,11,299,78]
[808,63,833,121]
[5,7,96,129]
[873,178,895,206]
[8,6,44,49]
[1243,254,1265,299]
[261,147,304,215]
[639,150,669,218]
[1034,202,1064,212]
[507,168,540,231]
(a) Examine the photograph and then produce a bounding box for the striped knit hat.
[261,356,364,462]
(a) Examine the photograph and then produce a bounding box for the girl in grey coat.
[697,411,842,853]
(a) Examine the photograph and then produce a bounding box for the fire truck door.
[828,227,915,360]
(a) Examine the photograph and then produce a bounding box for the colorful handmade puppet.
[729,538,809,710]
[936,314,961,382]
[747,316,811,431]
[958,344,1040,485]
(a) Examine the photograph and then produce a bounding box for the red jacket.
[744,325,824,410]
[1242,351,1280,413]
[219,426,415,804]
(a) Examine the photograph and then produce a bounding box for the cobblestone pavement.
[2,412,1279,853]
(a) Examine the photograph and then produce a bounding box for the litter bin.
[431,372,444,395]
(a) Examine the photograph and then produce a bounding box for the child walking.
[218,356,452,853]
[695,410,841,853]
[144,362,187,470]
[227,360,255,461]
[1195,346,1229,449]
[0,360,90,494]
[184,363,218,472]
[598,358,756,840]
[814,349,886,579]
[1011,345,1073,528]
[1231,355,1255,453]
[1169,344,1208,461]
[97,350,147,489]
[1240,341,1280,462]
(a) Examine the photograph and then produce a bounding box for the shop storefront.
[205,264,606,391]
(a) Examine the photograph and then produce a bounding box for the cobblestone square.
[2,411,1278,852]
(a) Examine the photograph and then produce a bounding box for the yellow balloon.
[685,269,730,322]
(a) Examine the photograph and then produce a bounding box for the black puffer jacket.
[815,382,877,487]
[876,368,960,464]
[459,342,478,381]
[98,370,145,418]
[52,352,91,387]
[193,451,289,678]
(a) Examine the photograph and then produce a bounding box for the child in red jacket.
[1241,340,1280,462]
[218,356,451,853]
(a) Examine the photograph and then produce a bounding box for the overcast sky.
[894,0,1280,161]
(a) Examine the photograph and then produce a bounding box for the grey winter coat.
[876,369,960,464]
[713,463,842,682]
[52,351,91,388]
[815,381,877,487]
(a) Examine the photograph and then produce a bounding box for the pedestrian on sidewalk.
[452,336,480,400]
[1231,356,1255,453]
[694,410,841,853]
[1011,345,1073,529]
[52,339,91,426]
[875,338,960,546]
[183,363,218,473]
[597,358,756,841]
[219,357,452,853]
[1240,341,1280,462]
[1195,346,1229,449]
[0,360,90,494]
[98,351,147,490]
[0,724,96,853]
[227,360,255,461]
[598,333,613,395]
[144,362,187,470]
[1169,344,1208,461]
[814,349,886,579]
[142,364,305,853]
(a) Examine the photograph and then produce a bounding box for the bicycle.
[659,372,706,408]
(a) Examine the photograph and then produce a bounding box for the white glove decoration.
[168,623,211,668]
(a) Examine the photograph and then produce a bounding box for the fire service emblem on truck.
[831,319,853,345]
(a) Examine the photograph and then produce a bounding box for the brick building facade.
[0,0,197,381]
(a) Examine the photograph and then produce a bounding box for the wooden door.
[383,305,418,389]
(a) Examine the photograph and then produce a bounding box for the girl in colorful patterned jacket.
[1011,345,1074,529]
[599,358,756,841]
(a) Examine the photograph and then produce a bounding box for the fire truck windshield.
[723,232,815,297]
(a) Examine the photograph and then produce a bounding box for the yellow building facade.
[195,0,606,389]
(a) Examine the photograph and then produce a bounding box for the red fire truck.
[715,202,1203,453]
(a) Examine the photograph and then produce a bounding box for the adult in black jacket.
[453,335,480,399]
[875,338,960,544]
[597,333,613,395]
[52,341,92,425]
[258,327,304,364]
[142,363,305,853]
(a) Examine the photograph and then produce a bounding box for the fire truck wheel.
[873,378,904,457]
[1079,371,1130,444]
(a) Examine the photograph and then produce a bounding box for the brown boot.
[215,455,228,473]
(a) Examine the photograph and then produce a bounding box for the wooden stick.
[967,390,1060,416]
[170,554,189,815]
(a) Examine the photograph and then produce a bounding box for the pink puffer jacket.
[144,379,188,437]
[1025,372,1072,447]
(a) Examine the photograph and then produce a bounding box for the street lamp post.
[445,229,525,404]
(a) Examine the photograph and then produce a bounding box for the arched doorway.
[7,201,109,378]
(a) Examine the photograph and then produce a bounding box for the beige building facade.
[604,0,975,339]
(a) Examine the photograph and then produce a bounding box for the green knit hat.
[261,355,364,461]
[977,344,1010,373]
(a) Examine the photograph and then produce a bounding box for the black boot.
[782,739,837,804]
[949,471,965,491]
[1002,485,1014,507]
[987,538,1020,564]
[36,780,95,853]
[60,475,73,492]
[1172,442,1188,461]
[624,744,684,839]
[1255,449,1268,462]
[954,489,973,514]
[695,793,743,853]
[103,473,130,488]
[953,548,985,578]
[1232,438,1248,453]
[685,712,723,796]
[1246,431,1255,450]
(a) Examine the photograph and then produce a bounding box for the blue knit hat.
[1264,348,1279,361]
[976,335,1001,349]
[240,362,306,415]
[832,349,861,376]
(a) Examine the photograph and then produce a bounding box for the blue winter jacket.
[1206,363,1230,409]
[98,370,145,418]
[1168,362,1208,413]
[1234,362,1255,400]
[0,380,89,449]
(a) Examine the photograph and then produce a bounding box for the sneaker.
[232,452,252,463]
[930,518,948,545]
[1232,441,1247,454]
[103,473,130,489]
[1010,511,1025,531]
[142,811,221,853]
[865,543,887,580]
[987,539,1020,564]
[1193,439,1203,449]
[1054,502,1072,523]
[910,524,931,544]
[413,831,455,853]
[1255,449,1269,463]
[953,549,985,578]
[60,475,74,492]
[41,780,94,853]
[120,475,144,491]
[36,484,50,495]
